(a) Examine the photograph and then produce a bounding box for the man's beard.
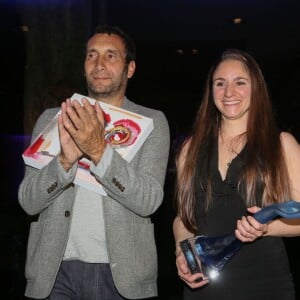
[86,73,126,100]
[88,84,114,99]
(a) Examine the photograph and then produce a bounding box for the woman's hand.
[235,206,268,242]
[175,249,209,289]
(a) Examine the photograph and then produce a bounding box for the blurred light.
[21,25,29,32]
[233,17,242,24]
[191,48,198,55]
[208,269,220,280]
[177,49,184,55]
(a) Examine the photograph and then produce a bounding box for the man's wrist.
[59,154,74,172]
[90,145,106,165]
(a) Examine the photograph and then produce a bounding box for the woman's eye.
[215,81,225,87]
[236,80,246,86]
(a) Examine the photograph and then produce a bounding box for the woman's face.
[212,59,251,121]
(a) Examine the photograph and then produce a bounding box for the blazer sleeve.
[18,108,77,215]
[90,110,170,216]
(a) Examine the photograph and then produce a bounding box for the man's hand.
[60,98,107,166]
[58,100,83,172]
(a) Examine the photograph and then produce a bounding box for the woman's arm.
[173,139,209,287]
[264,132,300,236]
[173,216,195,256]
[235,132,300,241]
[173,216,209,288]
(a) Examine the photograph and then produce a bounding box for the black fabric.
[185,139,295,300]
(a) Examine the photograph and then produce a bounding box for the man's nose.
[95,57,105,71]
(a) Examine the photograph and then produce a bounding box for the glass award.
[180,200,300,280]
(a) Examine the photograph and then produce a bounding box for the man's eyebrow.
[86,48,97,54]
[86,48,121,54]
[106,48,121,54]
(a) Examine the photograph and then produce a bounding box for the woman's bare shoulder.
[280,131,300,153]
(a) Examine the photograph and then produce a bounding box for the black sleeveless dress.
[183,140,295,300]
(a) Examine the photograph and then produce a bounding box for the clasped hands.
[58,98,106,172]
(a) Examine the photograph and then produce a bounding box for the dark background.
[1,0,300,299]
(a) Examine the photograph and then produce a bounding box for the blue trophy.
[180,200,300,280]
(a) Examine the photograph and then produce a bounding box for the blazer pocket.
[25,221,43,281]
[133,222,157,282]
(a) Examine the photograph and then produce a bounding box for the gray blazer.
[18,97,170,299]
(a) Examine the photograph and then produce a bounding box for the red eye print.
[105,119,141,147]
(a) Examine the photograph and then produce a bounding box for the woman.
[173,49,300,299]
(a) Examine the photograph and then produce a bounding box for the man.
[18,25,170,299]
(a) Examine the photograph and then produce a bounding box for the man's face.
[84,33,135,102]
